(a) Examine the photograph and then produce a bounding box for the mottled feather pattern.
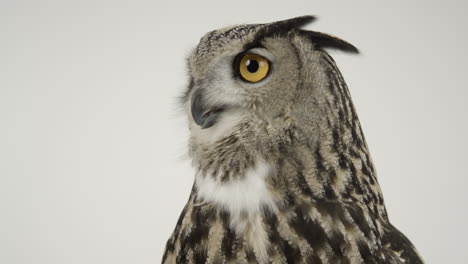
[163,16,423,264]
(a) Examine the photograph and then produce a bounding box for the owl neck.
[190,118,388,219]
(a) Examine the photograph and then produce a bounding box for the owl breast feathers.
[162,16,423,264]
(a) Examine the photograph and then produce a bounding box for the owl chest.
[181,159,381,264]
[191,159,276,262]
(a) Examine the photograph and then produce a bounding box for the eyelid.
[244,48,274,62]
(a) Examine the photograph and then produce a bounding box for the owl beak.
[191,89,223,129]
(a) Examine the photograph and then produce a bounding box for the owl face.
[182,16,357,142]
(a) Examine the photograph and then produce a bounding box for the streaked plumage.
[162,16,423,264]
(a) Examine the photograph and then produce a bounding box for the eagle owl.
[162,16,423,264]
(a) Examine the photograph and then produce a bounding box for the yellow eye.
[238,53,270,83]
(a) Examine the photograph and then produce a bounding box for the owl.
[162,16,423,264]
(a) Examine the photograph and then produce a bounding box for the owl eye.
[237,53,270,83]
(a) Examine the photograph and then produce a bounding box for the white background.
[1,0,467,263]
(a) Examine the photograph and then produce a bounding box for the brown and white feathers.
[162,16,423,264]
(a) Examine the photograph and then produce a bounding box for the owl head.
[182,16,358,147]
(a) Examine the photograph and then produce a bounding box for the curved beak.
[191,89,224,129]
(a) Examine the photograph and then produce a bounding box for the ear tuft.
[272,15,317,30]
[299,30,359,54]
[257,15,317,38]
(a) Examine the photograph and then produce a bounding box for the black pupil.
[246,59,259,73]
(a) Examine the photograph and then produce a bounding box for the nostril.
[202,110,213,118]
[203,108,224,119]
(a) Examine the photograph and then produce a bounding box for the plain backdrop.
[1,0,467,263]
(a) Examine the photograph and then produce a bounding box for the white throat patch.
[194,158,277,231]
